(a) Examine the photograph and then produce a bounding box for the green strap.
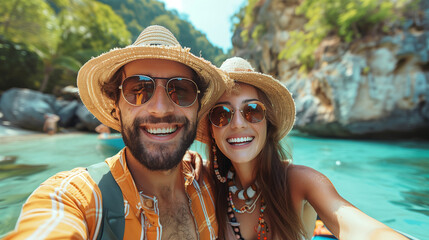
[87,162,125,240]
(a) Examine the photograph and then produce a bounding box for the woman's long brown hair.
[208,85,304,239]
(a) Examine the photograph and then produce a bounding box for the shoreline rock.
[0,88,100,133]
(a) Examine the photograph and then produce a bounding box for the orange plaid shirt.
[4,148,217,240]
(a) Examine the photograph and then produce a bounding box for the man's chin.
[141,137,179,151]
[127,140,181,169]
[139,148,184,171]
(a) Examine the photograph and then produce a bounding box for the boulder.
[0,88,56,131]
[0,88,102,133]
[54,99,79,127]
[75,103,101,131]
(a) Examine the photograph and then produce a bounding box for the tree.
[0,0,60,91]
[0,36,43,90]
[0,0,131,92]
[0,0,60,55]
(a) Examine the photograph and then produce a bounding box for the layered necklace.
[226,168,269,240]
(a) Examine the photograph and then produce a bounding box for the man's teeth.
[146,127,177,135]
[227,137,254,144]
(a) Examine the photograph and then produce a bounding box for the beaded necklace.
[226,168,269,240]
[227,195,269,240]
[227,168,258,204]
[228,191,261,213]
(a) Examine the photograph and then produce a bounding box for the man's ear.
[113,106,120,122]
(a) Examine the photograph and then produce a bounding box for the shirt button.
[144,199,154,209]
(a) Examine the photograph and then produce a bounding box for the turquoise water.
[0,132,427,239]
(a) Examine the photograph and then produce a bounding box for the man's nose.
[145,81,175,116]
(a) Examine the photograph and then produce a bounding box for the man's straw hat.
[196,57,295,144]
[77,25,226,132]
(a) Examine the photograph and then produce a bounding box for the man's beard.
[120,114,197,171]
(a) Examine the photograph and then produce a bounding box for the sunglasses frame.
[209,101,266,128]
[118,75,200,107]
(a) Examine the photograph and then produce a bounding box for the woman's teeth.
[145,126,177,135]
[227,137,254,145]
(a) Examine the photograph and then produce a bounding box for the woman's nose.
[229,110,247,129]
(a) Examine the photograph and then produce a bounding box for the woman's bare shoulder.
[287,164,319,178]
[287,164,334,192]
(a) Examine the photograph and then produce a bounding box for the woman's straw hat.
[196,57,295,144]
[77,25,226,132]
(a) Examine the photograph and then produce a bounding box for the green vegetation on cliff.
[235,0,418,72]
[279,0,416,72]
[239,0,260,43]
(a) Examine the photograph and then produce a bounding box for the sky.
[158,0,247,52]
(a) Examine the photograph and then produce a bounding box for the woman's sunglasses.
[119,75,200,107]
[209,101,266,127]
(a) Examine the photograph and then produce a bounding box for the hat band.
[233,68,253,72]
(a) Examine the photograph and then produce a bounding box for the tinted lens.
[121,75,154,105]
[167,78,198,107]
[209,105,232,127]
[242,102,265,123]
[209,102,266,127]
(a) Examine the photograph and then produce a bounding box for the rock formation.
[233,0,429,138]
[0,88,100,132]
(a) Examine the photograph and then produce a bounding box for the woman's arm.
[288,165,408,240]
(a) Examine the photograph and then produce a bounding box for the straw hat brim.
[77,45,226,132]
[196,71,295,144]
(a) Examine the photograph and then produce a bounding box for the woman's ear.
[209,122,214,139]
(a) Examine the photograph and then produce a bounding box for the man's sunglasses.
[209,101,266,127]
[119,75,200,107]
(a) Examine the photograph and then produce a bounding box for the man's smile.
[144,126,178,136]
[139,123,185,141]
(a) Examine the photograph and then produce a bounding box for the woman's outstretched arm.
[288,165,408,240]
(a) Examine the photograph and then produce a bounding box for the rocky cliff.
[233,0,429,138]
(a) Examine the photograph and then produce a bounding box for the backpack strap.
[87,162,125,240]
